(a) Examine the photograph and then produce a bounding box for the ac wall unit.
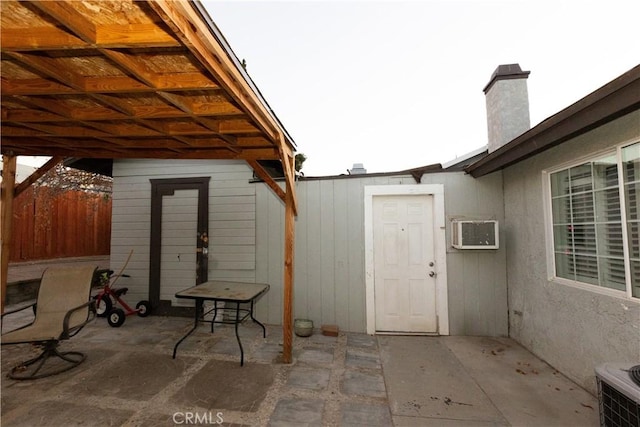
[595,363,640,427]
[451,220,499,249]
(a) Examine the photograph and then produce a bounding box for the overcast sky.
[203,0,640,176]
[15,1,639,177]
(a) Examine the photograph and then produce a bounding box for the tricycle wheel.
[136,300,151,317]
[95,295,112,318]
[107,308,126,327]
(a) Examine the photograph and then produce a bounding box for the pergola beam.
[246,160,286,202]
[1,0,300,364]
[14,156,64,197]
[28,1,179,48]
[282,177,296,363]
[146,0,282,145]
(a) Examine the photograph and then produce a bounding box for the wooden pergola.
[0,0,298,362]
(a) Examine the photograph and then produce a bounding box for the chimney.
[483,64,531,153]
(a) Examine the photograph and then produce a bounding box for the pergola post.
[282,176,296,363]
[1,153,17,313]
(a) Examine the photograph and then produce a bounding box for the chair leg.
[8,342,87,380]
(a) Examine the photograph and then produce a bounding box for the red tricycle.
[93,268,150,328]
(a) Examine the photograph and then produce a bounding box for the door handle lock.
[429,271,436,277]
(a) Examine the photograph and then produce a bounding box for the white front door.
[372,194,437,333]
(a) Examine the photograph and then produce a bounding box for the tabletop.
[175,280,270,303]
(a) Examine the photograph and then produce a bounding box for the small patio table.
[172,280,269,366]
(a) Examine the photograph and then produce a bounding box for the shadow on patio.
[1,308,599,426]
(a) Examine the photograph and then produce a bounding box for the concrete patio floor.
[1,307,599,426]
[2,257,599,426]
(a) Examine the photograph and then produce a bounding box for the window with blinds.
[549,142,639,298]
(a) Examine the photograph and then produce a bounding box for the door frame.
[149,177,210,315]
[364,184,449,335]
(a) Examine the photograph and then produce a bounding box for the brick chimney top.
[483,64,530,94]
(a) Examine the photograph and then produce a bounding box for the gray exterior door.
[149,177,209,315]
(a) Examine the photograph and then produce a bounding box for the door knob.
[429,271,436,277]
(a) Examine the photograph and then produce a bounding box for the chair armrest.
[1,301,37,331]
[1,300,36,319]
[61,299,97,339]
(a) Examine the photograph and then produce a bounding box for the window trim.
[543,137,640,301]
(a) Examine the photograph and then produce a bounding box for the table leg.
[234,301,244,366]
[173,299,202,359]
[211,300,218,333]
[249,299,267,338]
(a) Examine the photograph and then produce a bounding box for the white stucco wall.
[502,110,640,394]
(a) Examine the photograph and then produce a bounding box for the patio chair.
[1,265,97,380]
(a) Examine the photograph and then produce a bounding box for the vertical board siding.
[112,159,507,336]
[111,159,257,304]
[320,180,336,324]
[346,178,366,330]
[333,181,350,330]
[10,186,111,261]
[253,180,284,325]
[255,172,507,335]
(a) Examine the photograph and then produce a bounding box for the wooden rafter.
[146,0,283,144]
[28,1,179,48]
[1,0,299,363]
[246,160,286,202]
[14,156,63,197]
[1,0,296,163]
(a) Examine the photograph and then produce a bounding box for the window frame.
[543,137,640,301]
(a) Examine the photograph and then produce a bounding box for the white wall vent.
[596,363,640,427]
[451,220,499,249]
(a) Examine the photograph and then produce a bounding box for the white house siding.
[111,159,257,306]
[255,171,507,335]
[503,110,640,394]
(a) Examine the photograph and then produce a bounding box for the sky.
[200,0,639,176]
[16,0,640,177]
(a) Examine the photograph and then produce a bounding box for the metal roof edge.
[466,64,640,178]
[442,145,488,170]
[296,163,463,181]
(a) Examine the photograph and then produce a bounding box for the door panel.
[149,177,209,315]
[373,194,436,333]
[160,189,198,306]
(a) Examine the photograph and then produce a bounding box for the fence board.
[10,187,111,261]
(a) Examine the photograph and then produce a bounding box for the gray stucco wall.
[255,171,507,336]
[502,110,640,394]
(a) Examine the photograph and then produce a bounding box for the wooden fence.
[10,186,111,262]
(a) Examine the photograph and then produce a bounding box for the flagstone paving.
[1,305,599,426]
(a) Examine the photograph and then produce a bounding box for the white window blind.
[550,142,639,298]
